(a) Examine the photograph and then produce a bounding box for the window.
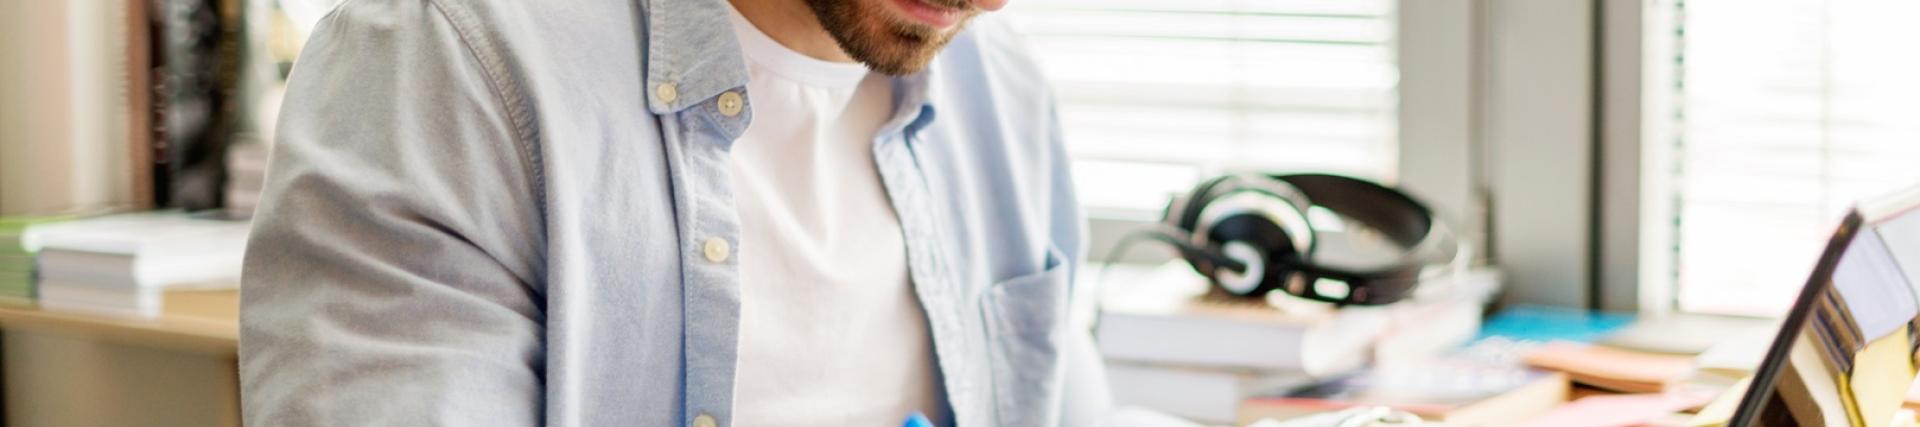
[1005,0,1399,217]
[1667,0,1920,315]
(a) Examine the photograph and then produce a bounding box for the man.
[240,0,1118,424]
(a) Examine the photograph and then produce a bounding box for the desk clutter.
[1098,262,1502,424]
[3,211,249,319]
[1099,264,1920,426]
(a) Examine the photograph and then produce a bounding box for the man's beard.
[805,0,975,76]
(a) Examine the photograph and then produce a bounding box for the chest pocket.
[980,247,1070,427]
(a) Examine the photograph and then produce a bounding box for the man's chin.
[852,20,969,76]
[808,0,972,76]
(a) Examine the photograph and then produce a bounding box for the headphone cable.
[1091,228,1168,340]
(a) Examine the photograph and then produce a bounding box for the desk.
[0,290,239,427]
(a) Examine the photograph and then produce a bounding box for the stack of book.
[22,212,249,318]
[1096,263,1500,424]
[0,217,46,306]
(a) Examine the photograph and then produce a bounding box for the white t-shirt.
[724,6,949,427]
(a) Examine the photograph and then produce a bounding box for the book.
[22,212,249,270]
[37,280,165,319]
[1906,377,1920,413]
[123,0,154,210]
[1096,262,1498,375]
[1237,361,1570,426]
[1517,390,1718,427]
[1106,362,1314,424]
[1098,261,1397,375]
[1,220,34,304]
[1098,293,1391,375]
[1693,324,1777,384]
[1523,342,1695,394]
[23,212,247,318]
[1849,331,1916,427]
[1771,333,1853,426]
[1603,314,1777,356]
[0,216,76,305]
[1373,270,1501,367]
[33,284,237,320]
[1476,304,1635,344]
[35,246,242,289]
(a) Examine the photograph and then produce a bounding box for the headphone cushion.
[1201,213,1302,297]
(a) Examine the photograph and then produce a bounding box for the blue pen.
[903,412,934,427]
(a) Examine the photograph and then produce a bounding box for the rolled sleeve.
[239,0,546,425]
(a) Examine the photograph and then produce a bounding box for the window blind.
[1004,0,1399,215]
[1672,0,1920,315]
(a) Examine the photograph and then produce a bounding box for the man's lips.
[891,0,965,28]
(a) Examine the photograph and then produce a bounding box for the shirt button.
[702,237,730,263]
[656,82,679,104]
[718,91,743,117]
[693,413,717,427]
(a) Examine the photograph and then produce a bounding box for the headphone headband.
[1160,173,1458,305]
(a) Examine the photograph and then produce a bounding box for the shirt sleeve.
[238,1,547,425]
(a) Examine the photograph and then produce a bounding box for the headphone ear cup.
[1208,240,1268,296]
[1166,175,1240,274]
[1203,213,1301,297]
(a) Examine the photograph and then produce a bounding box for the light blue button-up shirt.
[238,0,1116,425]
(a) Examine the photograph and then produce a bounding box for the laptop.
[1731,185,1920,426]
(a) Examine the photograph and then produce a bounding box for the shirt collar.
[643,0,938,133]
[643,0,752,114]
[883,71,938,138]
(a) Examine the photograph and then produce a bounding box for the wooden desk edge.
[0,305,238,356]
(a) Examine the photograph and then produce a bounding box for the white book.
[23,213,248,288]
[1372,269,1503,367]
[1096,263,1390,375]
[1098,299,1390,375]
[1106,362,1312,424]
[1096,263,1500,375]
[38,280,163,319]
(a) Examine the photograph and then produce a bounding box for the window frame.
[1083,0,1490,268]
[1596,0,1679,315]
[1082,0,1617,315]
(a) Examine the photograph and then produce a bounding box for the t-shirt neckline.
[725,4,872,89]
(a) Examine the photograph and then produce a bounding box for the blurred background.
[8,0,1916,316]
[1007,0,1920,316]
[3,0,1920,425]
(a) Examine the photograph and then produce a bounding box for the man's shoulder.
[311,0,650,133]
[318,0,638,70]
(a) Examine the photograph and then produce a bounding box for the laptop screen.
[1734,189,1920,426]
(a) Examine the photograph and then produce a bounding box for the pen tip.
[904,412,933,427]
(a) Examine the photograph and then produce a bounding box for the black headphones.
[1143,173,1459,306]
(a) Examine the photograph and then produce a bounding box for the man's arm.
[239,1,546,425]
